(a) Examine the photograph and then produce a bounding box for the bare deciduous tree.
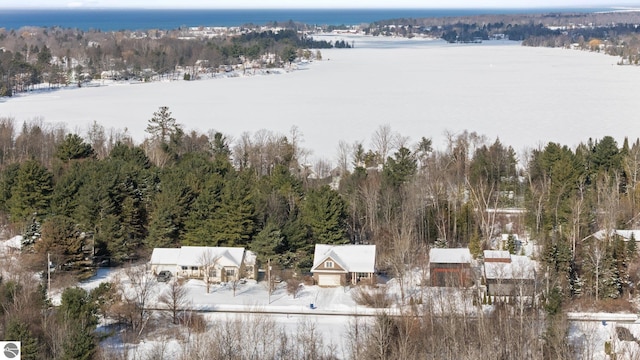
[158,278,190,325]
[198,249,220,294]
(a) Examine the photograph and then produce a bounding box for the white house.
[311,244,376,287]
[149,246,256,282]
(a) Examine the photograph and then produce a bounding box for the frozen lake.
[0,35,635,164]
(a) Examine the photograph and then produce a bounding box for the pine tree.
[58,287,98,360]
[146,106,180,144]
[55,133,95,162]
[469,230,482,259]
[301,185,348,244]
[7,159,53,221]
[506,233,517,255]
[4,319,39,360]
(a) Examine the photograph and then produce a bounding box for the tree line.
[0,27,343,96]
[365,11,640,64]
[0,107,638,357]
[0,108,638,307]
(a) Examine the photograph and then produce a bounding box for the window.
[181,266,188,270]
[325,261,334,268]
[191,266,198,271]
[226,268,236,277]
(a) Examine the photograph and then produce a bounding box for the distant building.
[592,229,640,244]
[429,248,474,287]
[483,250,536,297]
[311,244,376,287]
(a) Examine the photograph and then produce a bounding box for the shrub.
[180,311,206,333]
[352,286,392,308]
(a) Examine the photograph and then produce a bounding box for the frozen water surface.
[1,35,634,163]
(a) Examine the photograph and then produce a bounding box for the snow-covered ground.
[1,35,635,165]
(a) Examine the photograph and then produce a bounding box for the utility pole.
[267,258,271,304]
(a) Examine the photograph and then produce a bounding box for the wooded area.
[0,108,637,358]
[0,109,639,305]
[0,27,336,96]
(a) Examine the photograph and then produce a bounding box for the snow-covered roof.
[501,233,519,241]
[150,246,246,268]
[312,244,376,273]
[484,250,511,260]
[150,248,180,264]
[484,255,536,280]
[178,246,245,268]
[593,229,640,241]
[429,248,472,264]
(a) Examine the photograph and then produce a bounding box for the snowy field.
[71,266,373,358]
[1,35,636,164]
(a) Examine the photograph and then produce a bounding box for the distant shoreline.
[0,7,615,31]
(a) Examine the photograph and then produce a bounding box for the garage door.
[318,274,341,287]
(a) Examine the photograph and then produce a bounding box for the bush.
[286,278,302,298]
[352,286,392,308]
[180,311,206,333]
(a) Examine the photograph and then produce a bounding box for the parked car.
[157,270,172,282]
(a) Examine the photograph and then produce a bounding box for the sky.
[1,0,639,9]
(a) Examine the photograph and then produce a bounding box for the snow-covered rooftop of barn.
[429,248,472,264]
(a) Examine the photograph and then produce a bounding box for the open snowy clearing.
[1,35,635,164]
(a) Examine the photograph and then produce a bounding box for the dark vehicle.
[157,270,172,282]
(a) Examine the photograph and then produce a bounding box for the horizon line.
[0,5,628,10]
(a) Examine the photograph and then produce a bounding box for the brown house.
[429,248,474,287]
[311,244,376,287]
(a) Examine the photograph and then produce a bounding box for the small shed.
[429,248,473,287]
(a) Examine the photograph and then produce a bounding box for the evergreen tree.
[146,167,193,248]
[382,146,417,188]
[55,133,95,162]
[301,185,348,244]
[469,229,482,259]
[0,163,21,212]
[7,159,53,221]
[250,220,285,265]
[627,233,637,259]
[209,172,256,246]
[505,233,517,254]
[36,215,84,265]
[146,106,180,144]
[58,287,98,360]
[4,319,39,360]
